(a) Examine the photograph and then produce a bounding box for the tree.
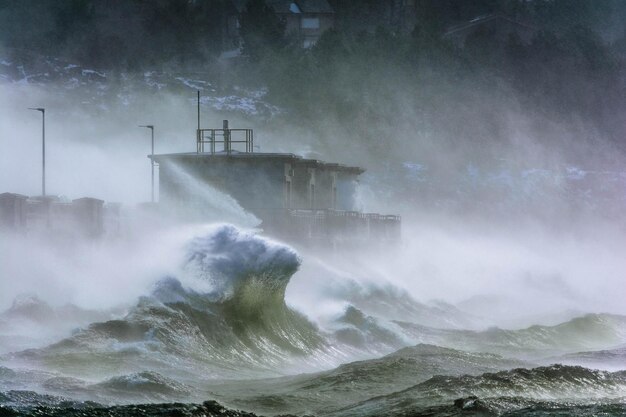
[239,0,286,60]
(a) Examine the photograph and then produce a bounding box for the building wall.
[0,193,28,232]
[287,164,342,209]
[157,156,361,215]
[314,168,335,209]
[287,162,312,209]
[280,12,335,47]
[336,173,359,211]
[159,158,286,212]
[284,162,294,208]
[0,194,106,238]
[72,198,105,238]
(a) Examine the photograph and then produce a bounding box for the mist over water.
[1,2,626,415]
[3,79,624,325]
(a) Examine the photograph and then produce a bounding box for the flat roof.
[150,151,365,174]
[0,192,28,200]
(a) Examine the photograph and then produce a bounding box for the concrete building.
[0,192,28,232]
[151,121,400,245]
[0,193,108,239]
[155,152,363,212]
[270,0,335,47]
[232,0,335,48]
[72,197,105,238]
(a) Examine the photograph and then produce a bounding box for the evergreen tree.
[239,0,286,60]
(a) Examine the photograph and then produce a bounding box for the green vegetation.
[1,0,624,217]
[0,0,231,68]
[239,0,287,60]
[240,19,624,165]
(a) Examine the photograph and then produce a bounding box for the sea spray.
[2,225,626,414]
[5,225,328,382]
[160,162,260,228]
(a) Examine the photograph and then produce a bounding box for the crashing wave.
[9,225,328,381]
[93,371,191,402]
[331,306,406,352]
[326,280,477,329]
[202,344,531,416]
[394,313,626,359]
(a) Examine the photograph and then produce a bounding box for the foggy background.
[1,0,625,327]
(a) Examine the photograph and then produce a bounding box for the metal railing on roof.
[196,120,254,154]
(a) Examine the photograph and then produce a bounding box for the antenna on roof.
[196,91,201,154]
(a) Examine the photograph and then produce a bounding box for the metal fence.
[196,128,254,154]
[258,208,401,245]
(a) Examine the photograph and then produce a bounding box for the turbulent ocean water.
[1,225,625,416]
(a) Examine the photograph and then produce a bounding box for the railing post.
[223,120,230,154]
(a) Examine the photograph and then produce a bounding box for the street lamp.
[28,107,45,197]
[139,125,155,203]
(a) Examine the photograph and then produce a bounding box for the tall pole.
[196,91,201,153]
[42,109,45,197]
[150,126,154,204]
[29,107,45,197]
[139,125,155,203]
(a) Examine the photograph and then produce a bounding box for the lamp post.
[28,108,46,197]
[139,125,155,203]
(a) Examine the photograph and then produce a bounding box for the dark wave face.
[203,344,531,416]
[320,279,478,330]
[555,346,626,371]
[2,357,625,417]
[393,313,626,359]
[331,365,626,416]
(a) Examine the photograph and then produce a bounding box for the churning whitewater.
[0,224,625,416]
